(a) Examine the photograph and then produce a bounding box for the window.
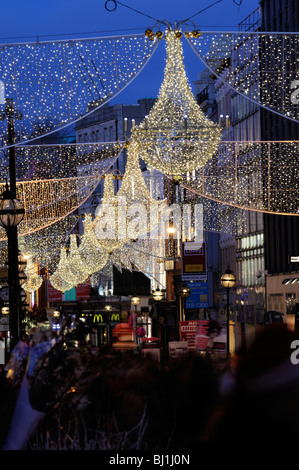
[286,293,296,315]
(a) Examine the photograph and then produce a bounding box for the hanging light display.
[89,144,167,254]
[132,28,222,177]
[21,256,43,293]
[49,248,77,293]
[88,172,125,254]
[116,140,167,239]
[185,31,299,123]
[68,234,89,285]
[17,214,79,274]
[0,142,124,241]
[79,213,109,275]
[0,34,160,146]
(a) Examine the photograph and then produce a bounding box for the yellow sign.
[93,313,103,323]
[185,264,203,272]
[111,313,120,321]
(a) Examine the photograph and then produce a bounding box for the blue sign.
[186,282,208,309]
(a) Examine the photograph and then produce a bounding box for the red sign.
[76,279,91,300]
[195,320,210,350]
[179,320,197,350]
[181,242,207,281]
[180,320,227,352]
[48,281,62,302]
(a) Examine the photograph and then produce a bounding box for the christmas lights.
[133,28,222,177]
[0,34,159,147]
[21,256,43,293]
[186,31,299,123]
[0,142,123,240]
[79,213,109,275]
[116,140,167,239]
[49,248,77,293]
[89,172,125,254]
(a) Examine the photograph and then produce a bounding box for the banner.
[48,281,62,303]
[76,279,91,300]
[179,320,197,351]
[196,319,227,352]
[180,319,227,352]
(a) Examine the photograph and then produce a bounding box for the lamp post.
[152,287,164,341]
[0,185,25,351]
[179,283,191,322]
[131,296,140,343]
[220,265,236,356]
[0,99,24,352]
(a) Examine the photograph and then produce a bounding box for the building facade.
[260,0,299,319]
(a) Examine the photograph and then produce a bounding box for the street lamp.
[131,296,140,343]
[131,296,140,312]
[179,283,191,322]
[0,185,25,351]
[151,287,164,341]
[221,265,236,356]
[0,98,24,351]
[152,287,164,302]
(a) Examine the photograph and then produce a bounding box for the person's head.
[208,319,222,337]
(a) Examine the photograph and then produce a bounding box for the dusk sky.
[2,0,260,103]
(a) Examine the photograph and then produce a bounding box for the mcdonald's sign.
[93,313,103,323]
[111,313,120,322]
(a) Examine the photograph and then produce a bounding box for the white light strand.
[0,34,160,148]
[185,31,299,123]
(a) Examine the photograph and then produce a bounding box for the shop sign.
[181,242,207,281]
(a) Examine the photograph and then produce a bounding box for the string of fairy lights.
[0,29,297,151]
[0,34,160,147]
[0,142,123,180]
[0,142,124,240]
[186,31,299,123]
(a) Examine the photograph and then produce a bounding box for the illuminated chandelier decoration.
[116,140,167,239]
[89,172,125,254]
[21,256,43,293]
[88,142,168,254]
[68,234,89,285]
[47,218,109,292]
[132,28,221,177]
[49,248,77,293]
[79,213,109,275]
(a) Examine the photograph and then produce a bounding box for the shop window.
[286,293,296,314]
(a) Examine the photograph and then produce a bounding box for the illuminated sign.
[93,313,103,323]
[111,313,120,322]
[181,242,207,281]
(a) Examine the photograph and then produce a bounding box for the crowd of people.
[1,322,299,450]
